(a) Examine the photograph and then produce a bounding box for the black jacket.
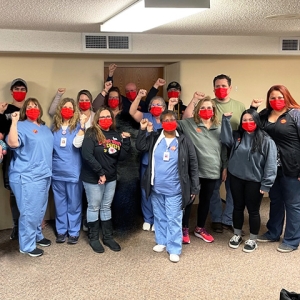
[257,108,300,178]
[136,129,200,209]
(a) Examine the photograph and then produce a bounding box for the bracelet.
[80,127,85,131]
[102,89,108,95]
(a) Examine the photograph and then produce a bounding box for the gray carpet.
[0,199,299,300]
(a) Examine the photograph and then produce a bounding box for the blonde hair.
[193,96,219,126]
[52,98,80,132]
[86,107,116,144]
[19,98,45,125]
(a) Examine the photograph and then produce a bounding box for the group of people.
[0,63,300,262]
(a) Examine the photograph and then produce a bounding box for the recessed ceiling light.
[265,14,300,20]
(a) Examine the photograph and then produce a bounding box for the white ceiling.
[0,0,300,37]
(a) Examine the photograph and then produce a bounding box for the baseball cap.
[10,78,28,91]
[167,81,181,91]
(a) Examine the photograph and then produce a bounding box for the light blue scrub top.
[52,124,82,182]
[8,120,54,183]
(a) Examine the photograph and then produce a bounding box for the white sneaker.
[151,224,155,232]
[169,254,180,263]
[153,244,166,252]
[142,222,151,231]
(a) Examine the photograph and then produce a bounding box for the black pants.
[197,178,217,228]
[230,174,263,235]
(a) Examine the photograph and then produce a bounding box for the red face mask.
[242,121,257,132]
[98,118,112,130]
[126,91,137,101]
[108,99,119,109]
[150,106,163,117]
[198,109,214,120]
[79,101,91,111]
[61,107,74,120]
[13,91,26,102]
[269,99,285,111]
[214,88,228,99]
[162,121,177,131]
[26,108,40,121]
[167,91,180,99]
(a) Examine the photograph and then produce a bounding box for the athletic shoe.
[182,227,190,244]
[56,234,66,244]
[243,239,258,253]
[169,254,180,263]
[153,244,166,252]
[257,234,279,243]
[229,234,242,249]
[37,238,51,247]
[20,248,44,257]
[211,222,223,233]
[67,236,79,245]
[142,222,151,231]
[151,224,155,232]
[194,227,214,243]
[277,243,294,253]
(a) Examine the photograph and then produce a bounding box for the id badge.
[163,151,170,161]
[60,137,67,147]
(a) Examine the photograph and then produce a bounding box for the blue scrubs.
[8,120,53,253]
[52,124,83,237]
[140,112,162,225]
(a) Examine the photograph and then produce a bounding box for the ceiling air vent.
[82,33,132,52]
[280,37,300,52]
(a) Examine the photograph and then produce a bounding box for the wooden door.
[104,67,164,97]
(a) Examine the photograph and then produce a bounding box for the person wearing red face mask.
[80,107,130,253]
[221,109,277,253]
[251,85,300,253]
[183,75,246,235]
[136,111,199,263]
[130,91,166,232]
[6,98,54,257]
[51,98,86,245]
[170,96,227,244]
[0,78,28,241]
[166,81,187,120]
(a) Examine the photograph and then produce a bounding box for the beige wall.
[1,53,299,229]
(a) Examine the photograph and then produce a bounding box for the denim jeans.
[265,168,300,249]
[83,180,116,222]
[151,190,183,255]
[209,174,234,225]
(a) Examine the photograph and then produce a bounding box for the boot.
[87,220,104,253]
[101,219,121,252]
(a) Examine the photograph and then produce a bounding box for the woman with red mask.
[130,90,166,232]
[169,96,227,245]
[6,98,53,257]
[52,98,86,245]
[251,85,300,253]
[221,109,277,253]
[136,110,199,262]
[80,107,130,253]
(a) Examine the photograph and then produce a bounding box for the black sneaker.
[243,239,258,253]
[229,234,243,249]
[10,226,18,240]
[37,238,51,247]
[56,234,67,243]
[20,248,44,257]
[67,236,79,245]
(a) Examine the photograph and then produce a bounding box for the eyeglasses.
[151,104,163,107]
[99,116,112,119]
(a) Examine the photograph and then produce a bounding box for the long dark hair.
[235,109,268,154]
[104,86,123,111]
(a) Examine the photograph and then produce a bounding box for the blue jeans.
[209,174,234,225]
[264,168,300,249]
[151,190,183,255]
[83,180,116,222]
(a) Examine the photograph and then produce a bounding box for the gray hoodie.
[221,115,277,192]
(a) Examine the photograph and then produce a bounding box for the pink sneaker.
[182,227,190,244]
[194,226,214,243]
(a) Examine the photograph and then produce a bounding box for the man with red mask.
[183,74,245,235]
[0,78,28,240]
[166,81,187,120]
[106,63,165,113]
